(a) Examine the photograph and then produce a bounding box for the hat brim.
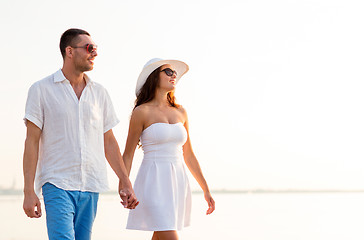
[135,59,189,96]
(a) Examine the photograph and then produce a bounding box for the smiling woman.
[122,58,215,240]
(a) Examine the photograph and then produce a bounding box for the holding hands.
[119,186,139,209]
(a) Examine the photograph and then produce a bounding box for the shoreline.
[2,189,364,196]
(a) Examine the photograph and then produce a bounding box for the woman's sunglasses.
[161,68,177,77]
[72,44,97,54]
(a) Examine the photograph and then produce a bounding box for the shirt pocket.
[86,103,102,129]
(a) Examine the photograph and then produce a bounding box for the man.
[22,28,138,240]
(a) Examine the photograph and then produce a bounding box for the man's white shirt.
[24,69,119,196]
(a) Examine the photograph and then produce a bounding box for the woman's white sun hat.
[135,58,189,96]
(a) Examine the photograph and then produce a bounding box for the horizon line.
[2,188,364,195]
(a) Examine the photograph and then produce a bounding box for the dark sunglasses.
[161,68,177,77]
[72,44,97,54]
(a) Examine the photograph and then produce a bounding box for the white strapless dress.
[126,122,192,231]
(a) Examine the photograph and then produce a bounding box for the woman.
[123,58,215,240]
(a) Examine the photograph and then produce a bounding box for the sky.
[1,0,364,191]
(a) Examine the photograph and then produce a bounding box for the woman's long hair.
[134,66,180,109]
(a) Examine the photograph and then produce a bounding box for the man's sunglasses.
[72,44,97,54]
[161,68,177,77]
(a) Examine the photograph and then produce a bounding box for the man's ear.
[65,46,73,58]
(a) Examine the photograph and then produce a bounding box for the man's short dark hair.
[60,28,90,58]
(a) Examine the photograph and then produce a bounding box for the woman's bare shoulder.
[132,104,154,119]
[177,105,188,116]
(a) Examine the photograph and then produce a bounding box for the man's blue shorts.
[42,182,99,240]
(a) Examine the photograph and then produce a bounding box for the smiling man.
[22,28,138,240]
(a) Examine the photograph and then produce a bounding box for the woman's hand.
[204,191,215,215]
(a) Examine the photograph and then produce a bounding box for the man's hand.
[23,121,42,218]
[23,190,42,218]
[119,187,139,209]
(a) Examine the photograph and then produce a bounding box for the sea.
[1,192,364,240]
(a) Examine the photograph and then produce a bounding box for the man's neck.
[61,66,85,86]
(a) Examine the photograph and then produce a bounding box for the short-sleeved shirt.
[24,69,119,196]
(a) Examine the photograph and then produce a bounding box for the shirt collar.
[53,69,93,85]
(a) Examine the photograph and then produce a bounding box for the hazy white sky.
[1,0,364,191]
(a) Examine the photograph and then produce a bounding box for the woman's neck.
[151,90,170,107]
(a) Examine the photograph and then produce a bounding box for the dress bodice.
[140,122,187,161]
